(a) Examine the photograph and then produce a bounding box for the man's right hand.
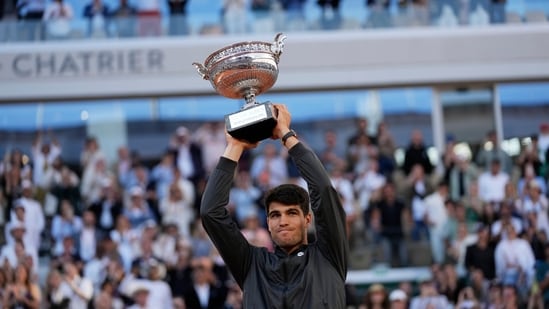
[223,130,258,162]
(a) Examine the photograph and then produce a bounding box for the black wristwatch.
[281,130,297,145]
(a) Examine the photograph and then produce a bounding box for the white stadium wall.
[1,24,549,102]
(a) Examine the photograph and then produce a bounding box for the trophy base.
[225,103,277,143]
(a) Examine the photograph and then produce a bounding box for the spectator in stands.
[144,262,173,308]
[455,286,481,309]
[170,126,206,190]
[353,158,386,213]
[446,153,478,202]
[318,129,346,174]
[250,142,288,191]
[128,284,150,309]
[490,0,506,24]
[77,210,101,263]
[42,0,74,40]
[182,257,229,309]
[348,117,377,147]
[424,181,449,264]
[347,133,378,177]
[89,178,123,234]
[131,232,164,280]
[189,219,214,258]
[194,121,226,178]
[251,0,272,13]
[83,0,110,38]
[279,0,307,30]
[388,288,408,309]
[517,163,547,200]
[329,162,358,239]
[447,221,477,278]
[45,269,72,308]
[5,201,37,252]
[49,161,81,216]
[468,267,490,304]
[522,180,549,239]
[80,136,103,173]
[167,0,189,36]
[372,182,409,267]
[409,278,450,309]
[51,199,83,255]
[123,187,156,229]
[240,211,273,252]
[15,0,46,40]
[405,164,433,242]
[31,131,61,196]
[494,224,535,292]
[538,122,549,165]
[402,129,434,176]
[317,0,342,30]
[17,180,45,248]
[517,137,544,178]
[435,263,465,304]
[365,0,391,29]
[376,122,396,178]
[359,283,389,309]
[1,148,31,219]
[0,224,38,273]
[478,158,509,206]
[159,181,195,239]
[64,261,94,309]
[166,242,192,298]
[229,170,264,228]
[150,151,175,201]
[490,201,523,242]
[110,215,138,272]
[81,156,114,208]
[222,0,248,34]
[475,130,513,174]
[136,0,161,36]
[3,264,41,308]
[535,244,549,308]
[111,0,137,36]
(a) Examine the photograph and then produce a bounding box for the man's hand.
[223,130,259,162]
[271,103,291,139]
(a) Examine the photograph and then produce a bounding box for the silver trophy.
[192,33,286,143]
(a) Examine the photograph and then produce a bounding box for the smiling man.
[200,103,349,308]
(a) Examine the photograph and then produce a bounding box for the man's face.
[267,203,311,253]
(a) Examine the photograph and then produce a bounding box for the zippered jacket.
[201,142,349,308]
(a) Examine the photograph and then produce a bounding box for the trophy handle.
[192,62,209,80]
[271,33,286,61]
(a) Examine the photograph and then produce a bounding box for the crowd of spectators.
[0,117,549,308]
[0,0,522,41]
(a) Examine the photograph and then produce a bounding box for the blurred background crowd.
[0,0,546,42]
[0,116,548,308]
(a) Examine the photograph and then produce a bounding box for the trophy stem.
[243,92,257,109]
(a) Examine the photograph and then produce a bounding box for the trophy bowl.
[192,33,287,143]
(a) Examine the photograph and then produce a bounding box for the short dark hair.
[264,184,309,216]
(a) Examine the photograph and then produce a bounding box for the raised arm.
[272,104,348,279]
[199,132,258,287]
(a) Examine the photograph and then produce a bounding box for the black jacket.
[201,143,348,308]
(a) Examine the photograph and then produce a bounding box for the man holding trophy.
[200,103,349,308]
[195,34,348,308]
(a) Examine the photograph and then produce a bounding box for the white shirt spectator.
[18,191,45,250]
[67,275,94,309]
[31,140,61,189]
[478,170,509,203]
[353,167,386,211]
[494,231,535,286]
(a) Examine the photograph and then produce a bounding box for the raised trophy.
[192,33,286,143]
